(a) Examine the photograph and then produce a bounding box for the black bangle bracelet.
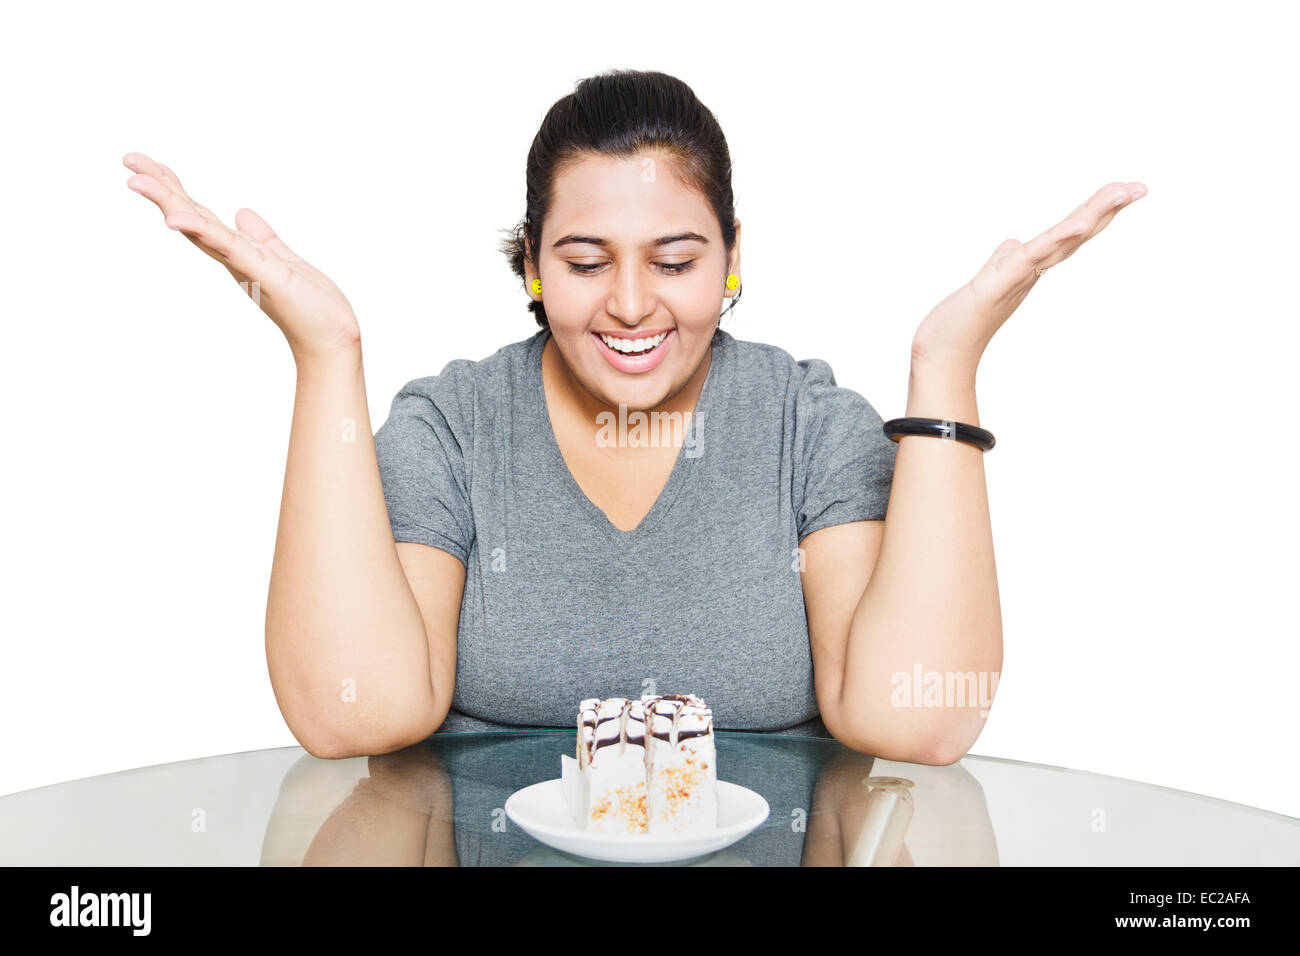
[882,417,996,451]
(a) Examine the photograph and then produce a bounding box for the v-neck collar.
[530,327,724,543]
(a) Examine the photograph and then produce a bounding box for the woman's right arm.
[123,152,461,758]
[268,343,461,758]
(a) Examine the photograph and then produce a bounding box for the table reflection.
[260,731,999,866]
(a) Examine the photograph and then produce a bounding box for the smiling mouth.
[595,330,671,356]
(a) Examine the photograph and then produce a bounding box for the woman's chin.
[587,375,671,414]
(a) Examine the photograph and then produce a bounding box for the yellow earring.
[725,274,740,290]
[530,278,542,295]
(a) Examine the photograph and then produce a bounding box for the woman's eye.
[565,260,696,276]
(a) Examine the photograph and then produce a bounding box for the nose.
[605,263,656,327]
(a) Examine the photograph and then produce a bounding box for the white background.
[2,0,1297,821]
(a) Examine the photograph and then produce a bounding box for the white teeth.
[600,331,667,354]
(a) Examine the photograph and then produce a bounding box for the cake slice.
[569,693,717,834]
[643,693,718,834]
[574,697,649,833]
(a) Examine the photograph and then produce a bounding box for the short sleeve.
[373,362,476,565]
[792,357,897,540]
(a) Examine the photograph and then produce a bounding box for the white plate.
[504,779,769,863]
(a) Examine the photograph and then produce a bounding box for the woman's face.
[527,151,740,413]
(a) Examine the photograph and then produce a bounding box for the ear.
[726,217,742,295]
[523,235,539,298]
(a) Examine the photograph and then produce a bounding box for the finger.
[127,174,227,263]
[167,210,292,291]
[1057,182,1136,238]
[124,154,227,228]
[1005,219,1091,279]
[124,155,304,266]
[125,171,228,242]
[234,207,303,263]
[1056,181,1147,244]
[159,209,243,267]
[1008,182,1142,261]
[156,161,186,193]
[1005,181,1148,278]
[125,166,246,264]
[1065,193,1127,243]
[153,161,224,224]
[125,153,193,204]
[126,169,194,217]
[128,174,231,266]
[124,153,185,202]
[1067,181,1145,223]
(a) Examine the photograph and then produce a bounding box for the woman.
[123,69,1143,765]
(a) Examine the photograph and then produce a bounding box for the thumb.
[234,207,301,262]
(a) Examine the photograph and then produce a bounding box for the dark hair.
[498,69,742,331]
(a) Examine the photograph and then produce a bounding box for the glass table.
[1,730,1296,866]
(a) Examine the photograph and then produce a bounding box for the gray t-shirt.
[373,325,896,739]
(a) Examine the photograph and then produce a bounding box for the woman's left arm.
[806,181,1147,765]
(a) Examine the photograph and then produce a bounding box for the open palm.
[124,152,362,362]
[911,180,1147,377]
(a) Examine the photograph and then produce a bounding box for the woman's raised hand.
[910,180,1148,380]
[123,152,362,363]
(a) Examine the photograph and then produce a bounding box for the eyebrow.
[551,231,710,249]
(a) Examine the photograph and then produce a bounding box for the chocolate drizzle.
[577,699,601,768]
[625,702,646,747]
[589,698,650,757]
[577,693,713,771]
[641,693,713,748]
